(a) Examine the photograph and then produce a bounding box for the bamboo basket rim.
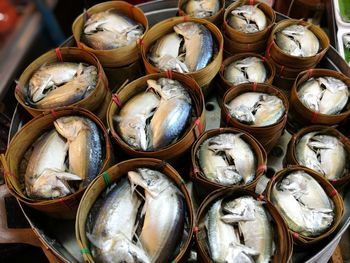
[190,127,267,189]
[106,72,205,156]
[140,16,223,76]
[3,107,112,206]
[75,157,194,262]
[72,0,149,53]
[223,0,276,38]
[195,187,293,263]
[222,83,289,130]
[223,30,268,45]
[265,165,344,244]
[14,47,108,113]
[177,0,225,20]
[292,69,350,118]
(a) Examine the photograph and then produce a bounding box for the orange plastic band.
[55,48,63,62]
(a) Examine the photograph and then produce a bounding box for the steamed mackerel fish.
[28,62,97,109]
[87,179,149,263]
[82,9,144,50]
[224,57,267,85]
[25,130,81,199]
[275,25,320,57]
[128,168,185,263]
[54,116,102,186]
[226,92,285,126]
[198,133,256,185]
[229,4,267,33]
[298,77,349,115]
[271,171,334,236]
[185,0,220,18]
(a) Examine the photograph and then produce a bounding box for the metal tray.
[4,1,350,262]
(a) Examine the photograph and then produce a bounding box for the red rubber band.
[249,0,254,5]
[310,111,318,123]
[111,130,118,138]
[292,232,299,239]
[340,136,349,145]
[329,189,338,197]
[266,41,274,58]
[219,42,224,51]
[183,16,189,22]
[139,38,144,46]
[307,69,314,79]
[279,66,285,78]
[257,194,264,201]
[252,82,258,92]
[112,94,123,108]
[165,69,173,79]
[261,56,267,62]
[271,176,277,184]
[257,164,267,174]
[194,226,200,233]
[4,171,13,178]
[55,48,63,62]
[15,84,20,94]
[50,110,58,119]
[225,112,232,124]
[194,118,204,134]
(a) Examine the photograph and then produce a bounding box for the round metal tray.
[6,1,350,262]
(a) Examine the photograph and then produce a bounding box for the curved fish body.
[229,5,267,33]
[298,78,323,112]
[198,139,242,185]
[128,168,185,263]
[115,92,160,150]
[185,0,220,18]
[88,179,148,263]
[35,65,97,109]
[54,116,102,186]
[174,22,213,72]
[29,62,82,103]
[253,94,285,126]
[226,92,262,122]
[149,33,182,62]
[83,9,144,50]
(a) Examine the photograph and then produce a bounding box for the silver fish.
[224,57,267,85]
[298,78,323,112]
[54,116,102,186]
[229,4,267,33]
[272,171,334,236]
[221,196,274,263]
[343,33,350,49]
[185,0,220,18]
[35,65,97,109]
[83,9,144,50]
[25,130,81,199]
[115,91,160,150]
[128,168,185,263]
[275,25,320,57]
[87,179,149,263]
[174,22,213,72]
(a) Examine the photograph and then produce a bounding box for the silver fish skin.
[343,34,350,49]
[174,22,213,72]
[227,92,262,111]
[88,179,149,263]
[115,91,160,150]
[185,0,220,18]
[276,25,319,57]
[308,135,347,180]
[35,65,97,109]
[198,138,243,185]
[128,168,185,263]
[221,196,273,263]
[298,78,323,112]
[253,94,285,127]
[83,9,144,50]
[54,116,102,186]
[229,4,267,33]
[29,62,82,103]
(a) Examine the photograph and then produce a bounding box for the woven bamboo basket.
[190,127,267,201]
[178,0,225,25]
[15,47,110,120]
[223,0,276,43]
[266,19,330,69]
[75,158,194,262]
[289,69,350,127]
[195,188,293,263]
[221,83,289,153]
[0,107,112,219]
[265,165,344,245]
[272,74,296,98]
[285,125,350,188]
[72,1,148,68]
[140,16,223,93]
[223,32,267,56]
[218,53,276,98]
[106,72,205,165]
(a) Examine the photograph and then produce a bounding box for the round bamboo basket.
[107,72,205,164]
[285,125,350,188]
[190,128,267,201]
[265,165,344,245]
[76,158,194,263]
[218,53,276,98]
[195,188,293,263]
[289,69,350,127]
[14,47,111,120]
[266,19,330,69]
[272,74,296,98]
[140,16,223,93]
[221,83,289,153]
[1,107,112,219]
[72,1,149,68]
[223,0,276,43]
[178,0,225,25]
[223,32,267,55]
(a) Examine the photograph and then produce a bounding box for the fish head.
[222,197,257,222]
[121,117,149,151]
[228,104,255,124]
[54,116,89,141]
[174,22,199,39]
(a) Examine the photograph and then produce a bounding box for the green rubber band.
[179,178,185,185]
[102,171,110,186]
[80,248,91,255]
